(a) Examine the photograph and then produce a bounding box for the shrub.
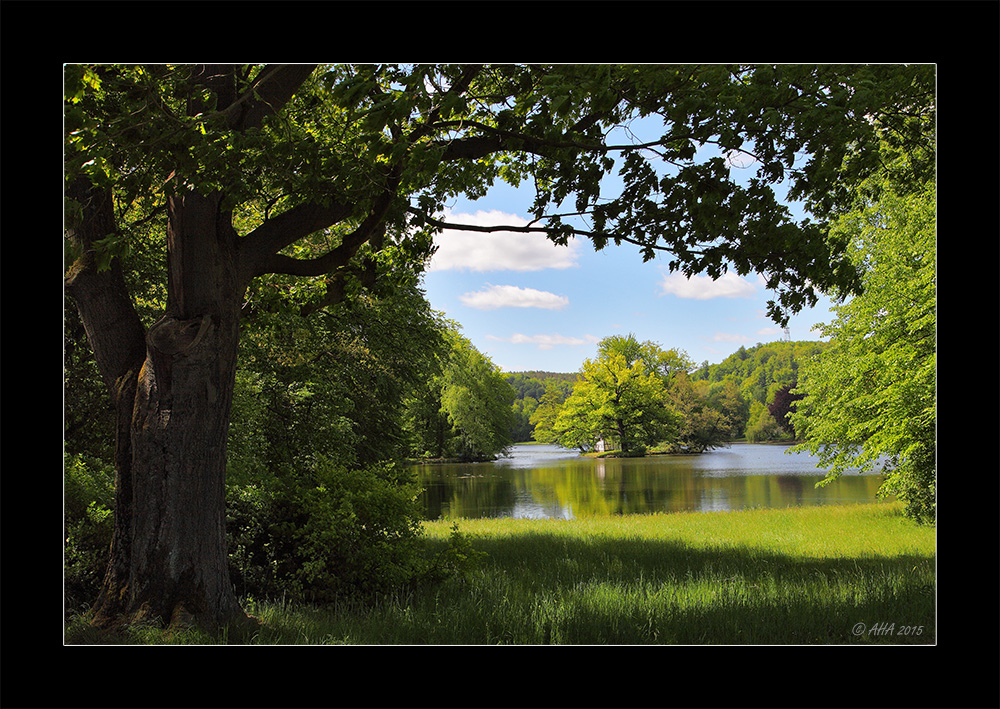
[227,459,432,604]
[64,454,115,615]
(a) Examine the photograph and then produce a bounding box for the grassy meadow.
[66,501,935,645]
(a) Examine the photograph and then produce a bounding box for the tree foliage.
[528,381,575,445]
[67,64,934,326]
[691,340,828,439]
[768,385,805,438]
[540,335,685,455]
[745,400,790,444]
[63,63,936,627]
[507,373,576,442]
[227,459,428,604]
[405,328,516,462]
[791,154,936,522]
[229,251,447,475]
[665,372,730,453]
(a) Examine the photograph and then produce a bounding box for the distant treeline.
[504,372,578,443]
[504,341,828,444]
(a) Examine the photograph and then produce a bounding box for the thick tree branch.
[214,64,319,132]
[255,198,391,279]
[241,162,403,283]
[238,200,354,282]
[64,179,147,400]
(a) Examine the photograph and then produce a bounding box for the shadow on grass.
[428,531,935,644]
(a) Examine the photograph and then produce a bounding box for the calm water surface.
[415,443,887,520]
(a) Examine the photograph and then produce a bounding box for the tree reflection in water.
[416,443,887,521]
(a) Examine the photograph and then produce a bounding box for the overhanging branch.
[242,167,402,283]
[412,208,704,261]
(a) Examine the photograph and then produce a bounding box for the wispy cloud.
[459,284,569,311]
[486,333,601,350]
[659,271,761,300]
[710,332,752,343]
[427,209,580,272]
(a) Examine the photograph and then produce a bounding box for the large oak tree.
[63,63,935,631]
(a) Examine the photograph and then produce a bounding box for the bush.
[227,459,434,604]
[66,450,478,613]
[64,454,115,615]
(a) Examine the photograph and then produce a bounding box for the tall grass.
[65,502,935,645]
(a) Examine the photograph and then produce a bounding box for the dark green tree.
[706,379,749,439]
[65,63,934,630]
[666,372,730,453]
[768,384,804,438]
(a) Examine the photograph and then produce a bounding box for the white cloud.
[724,149,757,169]
[756,326,783,338]
[459,284,569,311]
[427,209,580,272]
[710,332,752,343]
[659,271,761,300]
[487,333,601,350]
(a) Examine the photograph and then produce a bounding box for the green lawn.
[67,501,935,645]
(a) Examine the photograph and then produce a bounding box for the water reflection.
[415,443,888,520]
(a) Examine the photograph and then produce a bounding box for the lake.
[415,442,888,520]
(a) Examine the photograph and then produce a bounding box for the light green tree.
[791,158,935,521]
[556,335,682,456]
[549,379,605,452]
[440,340,516,462]
[745,400,789,443]
[413,328,516,462]
[529,381,570,444]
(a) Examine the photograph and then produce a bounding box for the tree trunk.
[65,179,147,625]
[122,188,249,631]
[70,183,254,633]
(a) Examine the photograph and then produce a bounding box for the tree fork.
[119,185,254,632]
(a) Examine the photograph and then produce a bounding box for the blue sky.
[418,119,838,374]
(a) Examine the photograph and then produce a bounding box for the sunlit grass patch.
[418,502,935,644]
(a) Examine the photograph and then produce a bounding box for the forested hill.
[504,340,828,444]
[504,371,580,400]
[689,340,828,404]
